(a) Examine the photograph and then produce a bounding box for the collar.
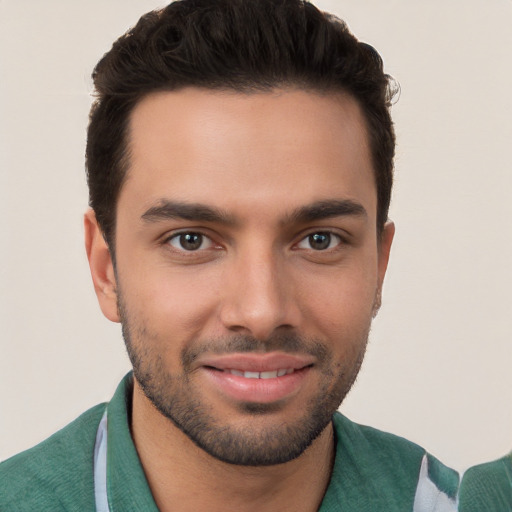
[101,373,159,511]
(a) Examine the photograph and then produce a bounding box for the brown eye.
[168,232,211,251]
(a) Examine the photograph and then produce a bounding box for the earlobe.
[84,209,120,323]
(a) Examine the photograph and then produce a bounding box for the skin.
[85,87,394,512]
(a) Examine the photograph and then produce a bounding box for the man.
[0,1,460,510]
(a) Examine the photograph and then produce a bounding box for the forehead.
[121,87,376,224]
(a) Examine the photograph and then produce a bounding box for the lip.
[197,352,315,372]
[197,352,314,404]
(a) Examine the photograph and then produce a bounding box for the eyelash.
[163,229,347,253]
[295,231,344,251]
[164,231,217,252]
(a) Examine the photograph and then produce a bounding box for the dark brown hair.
[86,0,397,248]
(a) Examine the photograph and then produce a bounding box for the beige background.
[1,0,511,471]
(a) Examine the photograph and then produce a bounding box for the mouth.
[207,367,301,379]
[197,353,314,404]
[223,368,296,378]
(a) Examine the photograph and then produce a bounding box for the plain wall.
[1,0,511,471]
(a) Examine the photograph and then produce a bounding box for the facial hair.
[118,294,369,467]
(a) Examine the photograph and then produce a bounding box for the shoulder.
[459,454,512,511]
[333,412,457,481]
[0,403,106,512]
[326,413,459,510]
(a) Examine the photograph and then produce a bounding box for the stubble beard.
[118,295,369,467]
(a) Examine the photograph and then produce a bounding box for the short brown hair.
[86,0,397,248]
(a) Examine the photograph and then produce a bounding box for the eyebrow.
[141,201,237,225]
[141,198,367,226]
[286,199,367,224]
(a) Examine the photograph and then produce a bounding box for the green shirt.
[0,373,459,511]
[458,453,512,512]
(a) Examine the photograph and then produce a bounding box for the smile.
[226,369,295,378]
[197,354,314,404]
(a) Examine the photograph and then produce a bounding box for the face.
[87,87,394,466]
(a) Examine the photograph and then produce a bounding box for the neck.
[131,381,335,512]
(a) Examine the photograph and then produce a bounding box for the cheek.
[119,262,223,338]
[294,263,378,342]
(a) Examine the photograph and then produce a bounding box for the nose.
[219,248,300,340]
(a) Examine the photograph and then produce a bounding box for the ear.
[84,209,120,323]
[373,220,395,317]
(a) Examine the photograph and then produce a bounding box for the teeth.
[260,371,278,379]
[228,369,294,379]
